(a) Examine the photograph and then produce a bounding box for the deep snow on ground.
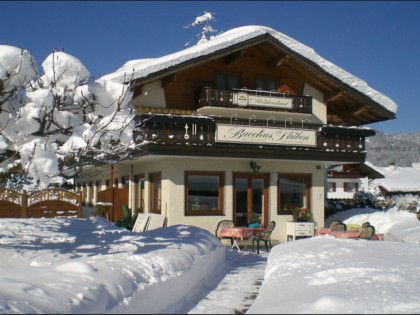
[0,206,420,314]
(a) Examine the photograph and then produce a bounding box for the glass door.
[233,173,268,227]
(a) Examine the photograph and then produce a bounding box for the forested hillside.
[366,131,420,167]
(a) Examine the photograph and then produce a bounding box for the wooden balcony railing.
[134,114,373,154]
[196,87,312,114]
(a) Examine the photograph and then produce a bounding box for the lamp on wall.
[250,161,261,173]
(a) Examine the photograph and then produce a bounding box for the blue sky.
[2,1,420,133]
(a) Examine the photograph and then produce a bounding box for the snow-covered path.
[185,248,268,314]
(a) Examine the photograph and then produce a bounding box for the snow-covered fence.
[0,188,82,218]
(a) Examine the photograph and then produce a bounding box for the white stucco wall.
[303,83,326,124]
[327,177,365,200]
[78,157,325,243]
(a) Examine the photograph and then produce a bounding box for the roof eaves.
[263,35,396,120]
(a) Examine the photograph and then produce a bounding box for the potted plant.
[292,207,312,222]
[191,199,201,210]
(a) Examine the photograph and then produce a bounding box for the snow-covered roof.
[368,162,420,192]
[101,25,397,114]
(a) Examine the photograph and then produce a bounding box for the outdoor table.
[330,230,361,239]
[315,228,361,238]
[217,227,266,251]
[316,228,383,241]
[315,227,332,236]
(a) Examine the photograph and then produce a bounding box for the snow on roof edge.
[101,25,397,115]
[369,163,420,192]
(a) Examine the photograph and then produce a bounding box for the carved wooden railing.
[196,87,312,114]
[135,114,373,153]
[0,188,82,218]
[27,189,82,218]
[0,188,23,218]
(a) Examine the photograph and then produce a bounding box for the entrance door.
[233,173,269,227]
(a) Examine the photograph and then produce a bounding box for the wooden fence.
[0,188,82,218]
[97,187,128,221]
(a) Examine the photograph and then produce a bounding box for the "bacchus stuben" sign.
[216,124,317,147]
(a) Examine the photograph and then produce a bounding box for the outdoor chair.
[359,223,376,240]
[330,220,347,232]
[360,221,371,230]
[115,204,136,230]
[121,204,130,218]
[252,221,276,254]
[132,213,167,233]
[132,213,151,233]
[215,220,235,246]
[248,222,260,228]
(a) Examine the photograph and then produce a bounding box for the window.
[121,177,129,189]
[344,182,358,193]
[134,174,145,213]
[256,76,278,91]
[328,182,336,192]
[149,173,161,214]
[278,174,311,214]
[185,171,224,215]
[215,72,240,89]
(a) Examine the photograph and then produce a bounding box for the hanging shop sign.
[233,92,293,109]
[216,124,317,147]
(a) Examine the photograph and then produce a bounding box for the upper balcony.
[196,87,313,114]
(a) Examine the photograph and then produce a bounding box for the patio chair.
[132,213,151,233]
[252,221,276,254]
[215,220,235,246]
[330,220,347,232]
[359,223,376,240]
[115,204,134,230]
[121,204,130,218]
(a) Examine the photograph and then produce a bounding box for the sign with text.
[216,124,317,147]
[233,92,293,109]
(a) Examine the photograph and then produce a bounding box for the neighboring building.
[326,163,384,210]
[370,162,420,197]
[75,25,397,242]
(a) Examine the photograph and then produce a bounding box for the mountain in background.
[366,131,420,167]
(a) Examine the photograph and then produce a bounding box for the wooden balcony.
[133,114,375,162]
[196,87,312,114]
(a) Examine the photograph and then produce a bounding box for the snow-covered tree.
[0,45,135,190]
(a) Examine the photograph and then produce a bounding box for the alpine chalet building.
[76,25,397,243]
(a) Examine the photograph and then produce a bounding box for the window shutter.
[332,182,336,192]
[355,182,359,192]
[344,182,348,192]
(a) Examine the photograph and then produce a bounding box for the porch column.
[93,182,99,205]
[129,164,134,211]
[86,184,92,206]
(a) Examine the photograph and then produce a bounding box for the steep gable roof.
[102,25,397,117]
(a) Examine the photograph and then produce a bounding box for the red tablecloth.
[316,228,360,236]
[315,228,383,240]
[330,230,361,239]
[315,228,332,236]
[217,227,266,241]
